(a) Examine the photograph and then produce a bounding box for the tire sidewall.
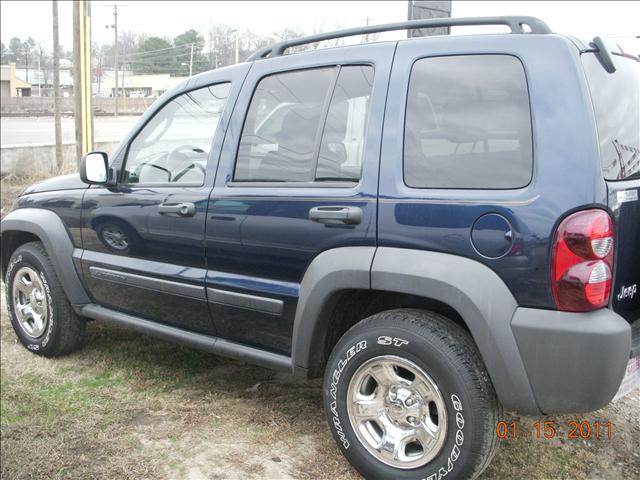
[5,247,58,354]
[324,323,480,480]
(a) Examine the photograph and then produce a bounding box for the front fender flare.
[1,208,91,305]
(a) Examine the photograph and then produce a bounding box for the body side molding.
[370,247,539,413]
[207,288,283,315]
[1,208,91,305]
[90,266,206,300]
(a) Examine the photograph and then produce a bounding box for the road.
[0,116,141,146]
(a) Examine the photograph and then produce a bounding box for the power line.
[99,44,197,63]
[115,43,193,58]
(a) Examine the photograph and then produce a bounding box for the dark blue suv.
[2,17,639,480]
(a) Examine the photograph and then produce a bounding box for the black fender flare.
[291,247,374,376]
[1,208,91,306]
[292,246,539,413]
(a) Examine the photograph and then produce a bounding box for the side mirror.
[80,152,109,185]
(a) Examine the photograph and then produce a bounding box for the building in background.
[16,59,74,92]
[407,0,452,37]
[98,73,185,98]
[1,63,31,97]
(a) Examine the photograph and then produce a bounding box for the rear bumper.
[631,318,640,358]
[511,307,632,414]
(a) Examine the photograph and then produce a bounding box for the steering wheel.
[167,144,206,166]
[173,162,206,182]
[136,162,172,182]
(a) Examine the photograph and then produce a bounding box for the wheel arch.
[292,246,540,413]
[1,208,91,306]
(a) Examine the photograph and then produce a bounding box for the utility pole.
[121,48,126,107]
[114,7,118,117]
[73,0,93,159]
[24,46,30,84]
[105,4,126,117]
[53,0,62,171]
[189,43,194,76]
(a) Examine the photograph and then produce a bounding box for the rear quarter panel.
[379,34,606,308]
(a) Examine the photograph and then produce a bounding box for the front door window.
[123,82,231,185]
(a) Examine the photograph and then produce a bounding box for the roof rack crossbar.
[248,16,552,61]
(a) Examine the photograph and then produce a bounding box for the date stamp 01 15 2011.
[496,419,613,441]
[494,357,640,442]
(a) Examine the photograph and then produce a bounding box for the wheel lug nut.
[406,398,413,406]
[408,416,416,423]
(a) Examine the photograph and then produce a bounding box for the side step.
[81,304,293,372]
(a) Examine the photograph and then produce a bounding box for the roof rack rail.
[248,16,552,61]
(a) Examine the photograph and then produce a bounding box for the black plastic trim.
[631,319,640,358]
[591,36,617,74]
[89,266,205,300]
[81,304,292,371]
[512,307,631,413]
[370,247,539,413]
[207,287,283,315]
[291,247,375,376]
[1,208,91,305]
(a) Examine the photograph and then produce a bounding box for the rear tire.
[5,241,86,357]
[323,308,501,480]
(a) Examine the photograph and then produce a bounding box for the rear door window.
[581,51,640,180]
[234,65,374,182]
[404,55,533,189]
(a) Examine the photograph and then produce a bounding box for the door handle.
[309,206,362,225]
[158,202,196,217]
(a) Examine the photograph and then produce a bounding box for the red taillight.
[551,209,614,312]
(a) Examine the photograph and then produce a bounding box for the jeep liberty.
[2,17,639,480]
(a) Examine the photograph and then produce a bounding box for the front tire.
[323,309,501,480]
[5,241,86,357]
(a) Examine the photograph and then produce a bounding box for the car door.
[80,66,249,334]
[206,43,395,354]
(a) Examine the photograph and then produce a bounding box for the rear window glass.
[234,65,374,183]
[404,55,533,189]
[581,51,640,180]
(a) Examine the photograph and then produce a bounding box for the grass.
[0,303,360,479]
[1,174,639,479]
[2,304,638,480]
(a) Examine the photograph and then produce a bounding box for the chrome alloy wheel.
[347,355,448,469]
[12,266,49,339]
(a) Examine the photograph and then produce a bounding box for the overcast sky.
[1,1,638,53]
